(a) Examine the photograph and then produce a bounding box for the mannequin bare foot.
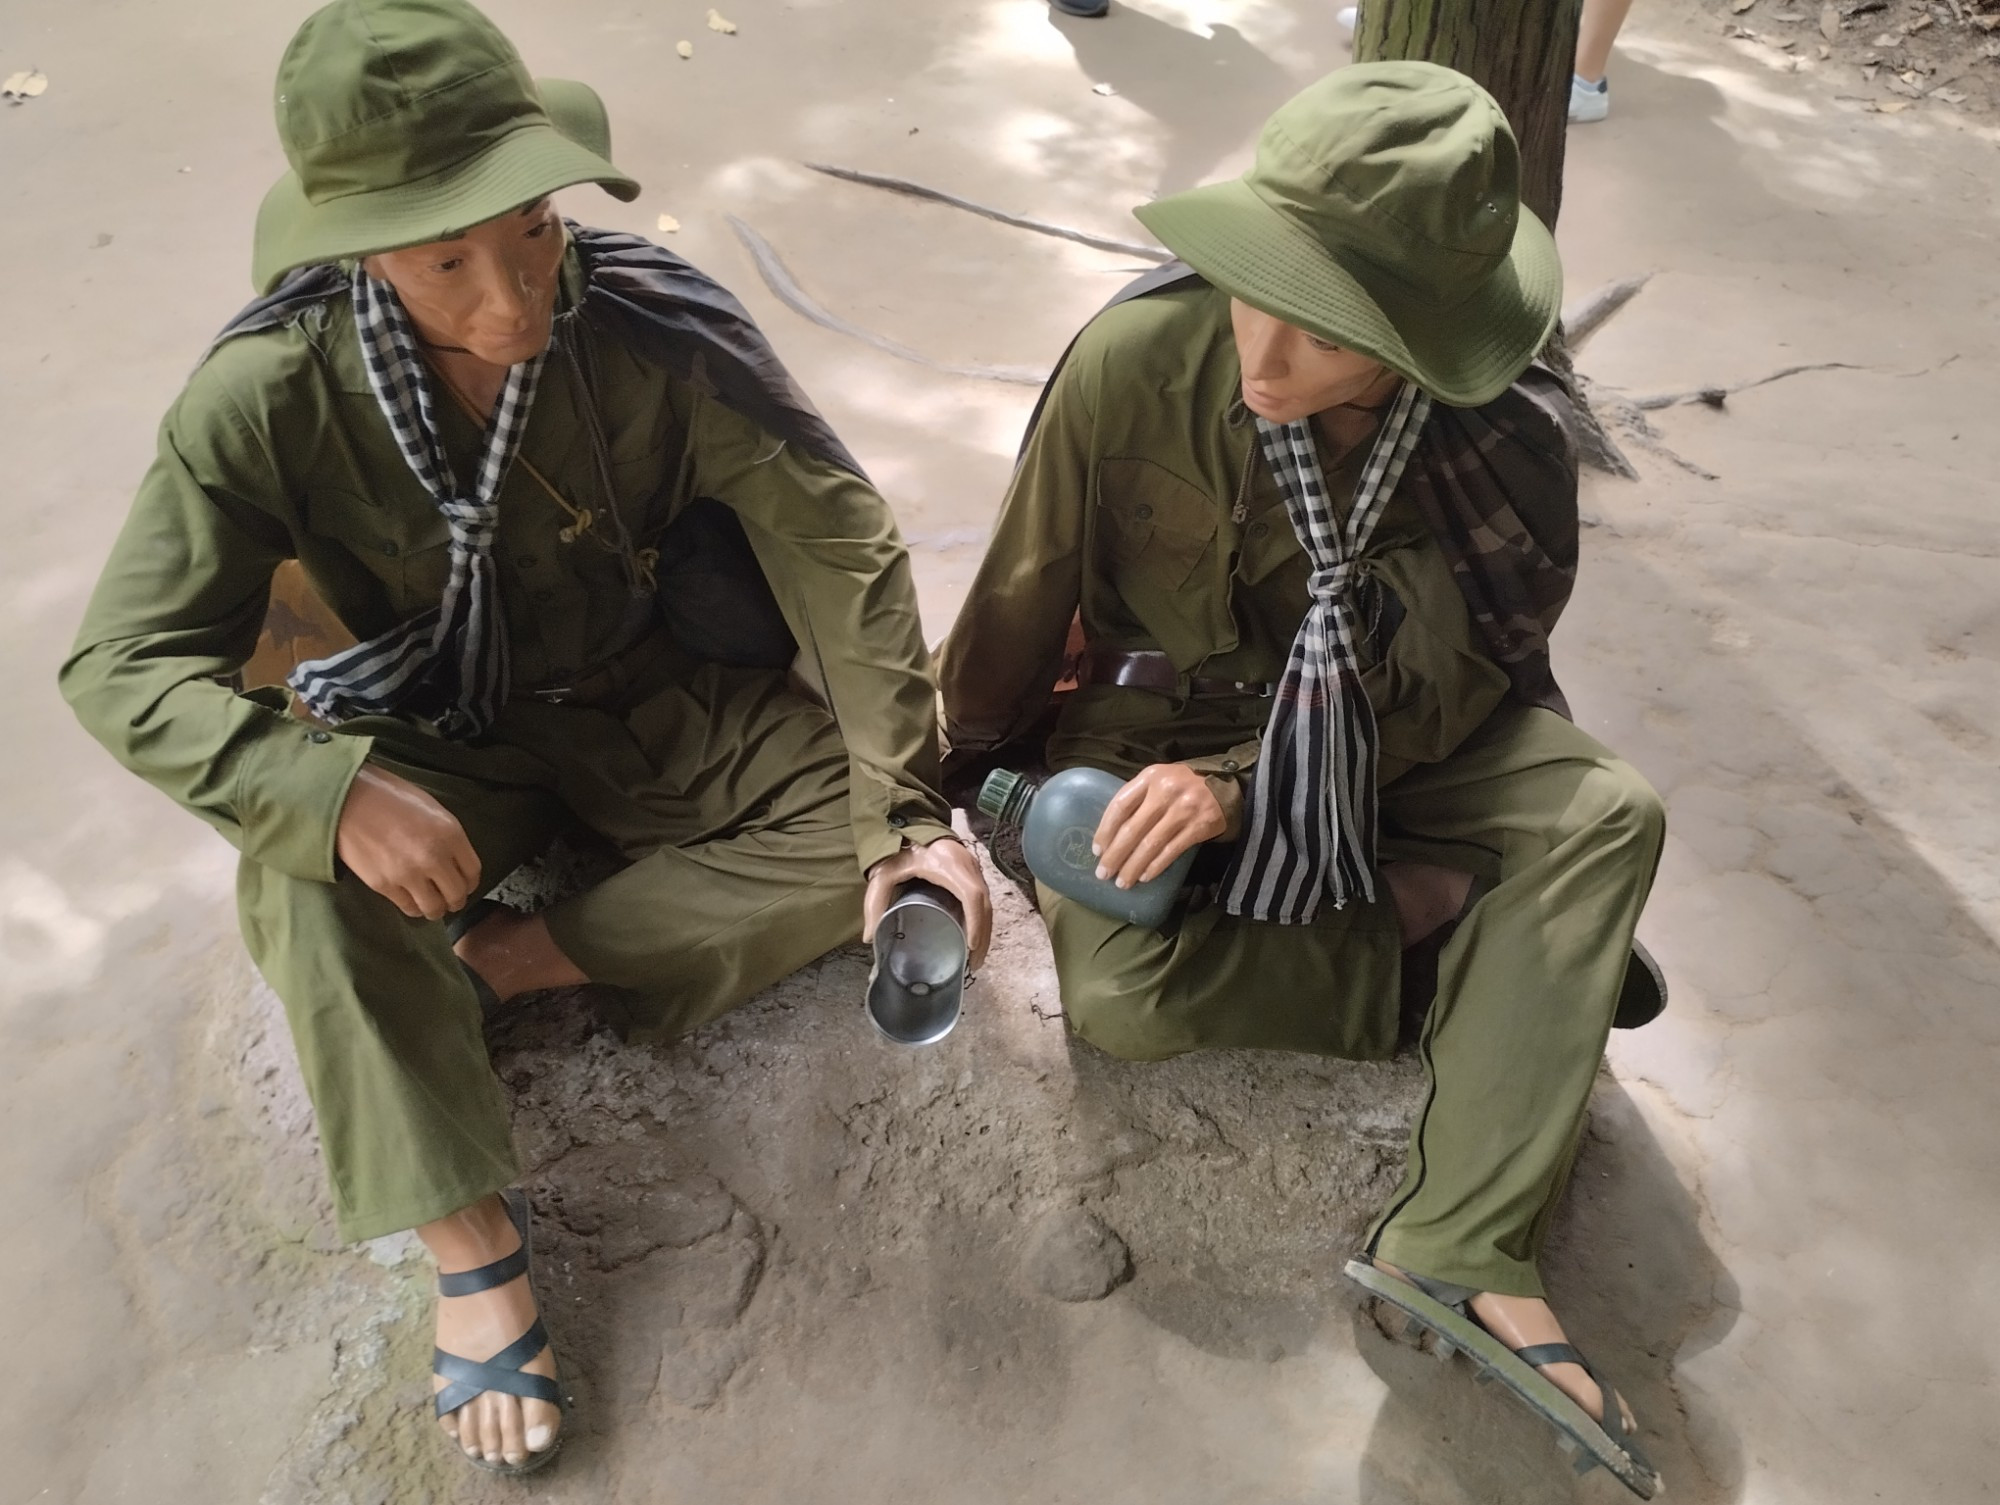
[419,1195,563,1468]
[1372,1259,1635,1432]
[453,909,587,1006]
[1381,862,1475,950]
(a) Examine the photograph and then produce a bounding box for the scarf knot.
[285,268,544,737]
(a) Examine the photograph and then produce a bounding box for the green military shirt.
[939,282,1510,805]
[62,242,952,883]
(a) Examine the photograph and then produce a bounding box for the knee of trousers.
[1569,758,1668,870]
[1056,962,1201,1062]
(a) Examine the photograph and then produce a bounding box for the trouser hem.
[1368,1231,1547,1300]
[334,1163,519,1246]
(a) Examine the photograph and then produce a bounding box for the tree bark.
[1355,0,1641,475]
[1353,0,1581,231]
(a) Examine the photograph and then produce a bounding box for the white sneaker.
[1337,6,1357,33]
[1569,73,1609,123]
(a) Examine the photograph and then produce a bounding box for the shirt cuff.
[858,811,960,875]
[234,716,375,882]
[1180,738,1260,845]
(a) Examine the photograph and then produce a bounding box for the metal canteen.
[866,880,967,1046]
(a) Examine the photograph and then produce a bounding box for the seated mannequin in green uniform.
[942,65,1666,1495]
[60,0,990,1477]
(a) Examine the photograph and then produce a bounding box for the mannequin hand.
[863,836,993,969]
[335,762,481,921]
[1093,763,1228,889]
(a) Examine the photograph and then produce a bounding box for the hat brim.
[251,100,639,293]
[1133,178,1561,409]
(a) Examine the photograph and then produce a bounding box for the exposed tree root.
[804,163,1172,262]
[726,215,1050,387]
[1632,361,1875,410]
[1562,272,1656,354]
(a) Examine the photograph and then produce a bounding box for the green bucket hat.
[250,0,640,293]
[1134,62,1561,408]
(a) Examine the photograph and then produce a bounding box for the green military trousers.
[237,658,866,1243]
[1040,703,1666,1298]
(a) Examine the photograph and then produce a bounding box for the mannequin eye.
[1307,335,1340,353]
[429,257,465,273]
[525,219,552,239]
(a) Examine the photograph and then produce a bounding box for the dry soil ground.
[3,1,1998,1503]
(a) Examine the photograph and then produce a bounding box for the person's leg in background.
[1572,0,1636,122]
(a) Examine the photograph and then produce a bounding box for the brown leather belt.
[1076,647,1273,699]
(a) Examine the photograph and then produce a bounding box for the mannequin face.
[363,197,566,368]
[1229,298,1397,423]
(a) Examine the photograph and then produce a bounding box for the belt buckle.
[529,685,577,705]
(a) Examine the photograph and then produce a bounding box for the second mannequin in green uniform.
[942,65,1667,1493]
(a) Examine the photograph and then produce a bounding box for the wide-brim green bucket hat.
[250,0,640,293]
[1135,62,1560,408]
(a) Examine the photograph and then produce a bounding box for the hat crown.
[1249,63,1521,310]
[275,0,550,206]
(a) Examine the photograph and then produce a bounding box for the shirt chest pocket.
[1092,457,1233,665]
[300,485,451,617]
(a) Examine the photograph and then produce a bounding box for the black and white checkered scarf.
[287,268,546,737]
[1220,383,1433,924]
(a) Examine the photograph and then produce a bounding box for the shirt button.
[380,540,400,557]
[888,813,908,828]
[307,730,331,744]
[1221,758,1238,772]
[1251,521,1270,538]
[1134,504,1154,521]
[518,554,538,570]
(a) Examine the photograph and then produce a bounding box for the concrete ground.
[4,0,1998,1501]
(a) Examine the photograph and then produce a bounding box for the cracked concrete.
[4,0,1997,1501]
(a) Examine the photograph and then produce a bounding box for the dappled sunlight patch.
[1622,33,1909,203]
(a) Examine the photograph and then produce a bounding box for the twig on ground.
[804,163,1173,262]
[726,216,1052,386]
[1561,272,1655,352]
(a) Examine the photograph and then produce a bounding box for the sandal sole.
[1344,1259,1662,1499]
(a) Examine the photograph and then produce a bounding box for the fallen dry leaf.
[1929,85,1969,104]
[1,68,48,100]
[676,39,694,58]
[656,213,681,233]
[706,9,737,34]
[1091,81,1116,95]
[1978,13,2000,30]
[1907,13,1934,31]
[1871,97,1912,111]
[1731,0,1757,13]
[1820,4,1841,41]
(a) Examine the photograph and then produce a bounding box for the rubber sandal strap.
[1514,1341,1587,1369]
[437,1190,533,1296]
[438,1244,528,1297]
[433,1317,563,1417]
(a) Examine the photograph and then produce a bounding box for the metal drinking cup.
[866,880,967,1046]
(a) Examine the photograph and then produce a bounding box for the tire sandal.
[433,1188,565,1476]
[1344,1257,1662,1499]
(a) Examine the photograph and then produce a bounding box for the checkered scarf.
[287,268,546,738]
[1220,383,1433,924]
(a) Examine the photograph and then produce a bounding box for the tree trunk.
[1353,0,1580,232]
[1356,0,1638,475]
